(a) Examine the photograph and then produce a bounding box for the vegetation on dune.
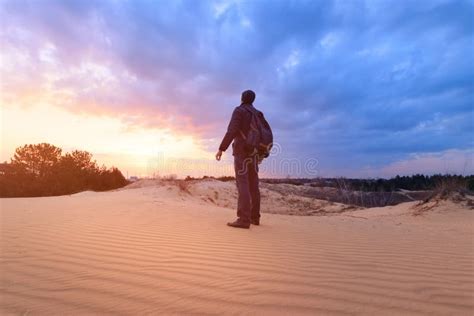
[262,174,474,192]
[183,174,473,192]
[182,174,472,208]
[184,175,235,182]
[0,143,129,197]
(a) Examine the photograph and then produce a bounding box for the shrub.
[0,143,129,197]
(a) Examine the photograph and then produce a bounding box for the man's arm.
[218,107,242,152]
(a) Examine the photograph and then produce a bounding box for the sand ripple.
[1,188,473,315]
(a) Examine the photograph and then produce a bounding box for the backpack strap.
[238,105,257,139]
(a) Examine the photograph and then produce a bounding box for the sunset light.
[1,1,473,315]
[1,102,211,177]
[1,0,472,178]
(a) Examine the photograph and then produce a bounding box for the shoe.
[227,219,250,229]
[251,218,260,225]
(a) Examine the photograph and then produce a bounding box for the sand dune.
[128,179,354,215]
[1,181,473,315]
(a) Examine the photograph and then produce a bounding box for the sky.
[0,0,473,178]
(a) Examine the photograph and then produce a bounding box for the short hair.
[241,90,256,104]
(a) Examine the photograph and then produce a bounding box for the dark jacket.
[219,103,262,156]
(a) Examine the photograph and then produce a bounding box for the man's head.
[241,90,256,104]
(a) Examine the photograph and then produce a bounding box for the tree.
[11,143,62,178]
[64,150,98,171]
[1,143,129,197]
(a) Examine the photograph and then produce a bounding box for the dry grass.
[423,177,468,203]
[334,178,395,208]
[414,178,472,215]
[176,180,191,194]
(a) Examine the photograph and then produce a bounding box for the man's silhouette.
[216,90,261,229]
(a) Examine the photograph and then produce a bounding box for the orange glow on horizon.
[1,102,232,178]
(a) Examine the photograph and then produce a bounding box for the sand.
[1,181,473,315]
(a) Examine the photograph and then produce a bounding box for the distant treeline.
[183,174,474,191]
[262,174,474,192]
[184,175,235,182]
[0,143,129,197]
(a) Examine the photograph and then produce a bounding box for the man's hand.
[215,150,223,161]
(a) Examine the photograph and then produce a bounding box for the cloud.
[372,149,473,178]
[1,0,473,176]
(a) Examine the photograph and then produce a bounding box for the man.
[216,90,261,229]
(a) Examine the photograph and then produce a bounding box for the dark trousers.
[234,155,260,223]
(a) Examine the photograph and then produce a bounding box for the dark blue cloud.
[1,0,473,176]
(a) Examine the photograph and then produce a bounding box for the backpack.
[239,106,273,161]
